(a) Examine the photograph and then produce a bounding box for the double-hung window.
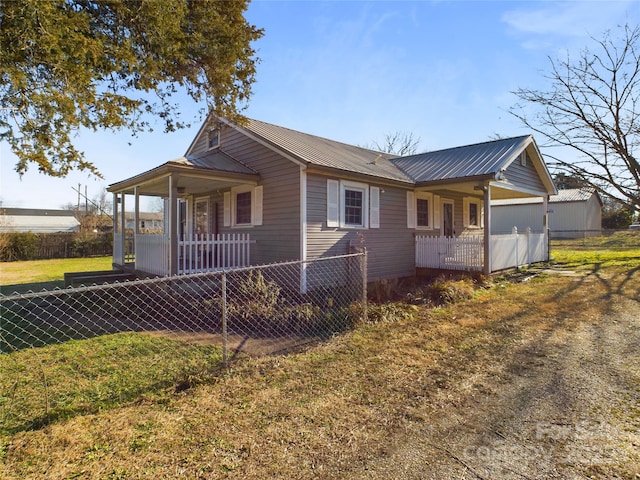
[224,185,263,227]
[326,179,379,229]
[407,191,435,229]
[208,128,220,149]
[463,197,482,228]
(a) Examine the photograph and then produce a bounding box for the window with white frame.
[208,128,220,149]
[327,179,379,229]
[463,197,483,228]
[407,191,435,229]
[224,185,263,227]
[194,198,209,234]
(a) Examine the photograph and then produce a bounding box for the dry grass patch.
[1,249,639,478]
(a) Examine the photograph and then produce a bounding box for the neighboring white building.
[492,188,602,239]
[0,208,80,233]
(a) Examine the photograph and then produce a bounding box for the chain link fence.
[0,252,366,434]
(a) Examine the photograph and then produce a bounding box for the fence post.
[222,272,228,367]
[362,250,367,323]
[513,226,519,270]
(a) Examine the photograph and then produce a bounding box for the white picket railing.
[416,228,548,272]
[178,233,252,274]
[415,235,484,271]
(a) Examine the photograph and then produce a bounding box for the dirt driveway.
[354,273,640,479]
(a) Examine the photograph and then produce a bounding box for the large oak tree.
[510,24,640,214]
[0,0,262,177]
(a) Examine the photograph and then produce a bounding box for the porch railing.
[136,234,170,276]
[179,233,252,274]
[415,235,484,271]
[491,228,547,271]
[416,228,548,273]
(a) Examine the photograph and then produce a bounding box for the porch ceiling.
[418,179,547,200]
[108,163,259,197]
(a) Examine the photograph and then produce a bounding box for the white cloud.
[502,0,636,40]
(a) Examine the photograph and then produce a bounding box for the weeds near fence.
[0,253,366,434]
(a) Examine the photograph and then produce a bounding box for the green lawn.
[0,256,113,287]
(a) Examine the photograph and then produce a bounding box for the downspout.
[483,182,492,276]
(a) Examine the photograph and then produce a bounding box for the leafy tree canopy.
[0,0,263,177]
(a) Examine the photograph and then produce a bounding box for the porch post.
[134,186,139,271]
[112,192,120,265]
[120,193,127,264]
[168,174,178,276]
[483,182,492,276]
[543,195,550,261]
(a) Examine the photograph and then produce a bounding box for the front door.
[442,200,454,237]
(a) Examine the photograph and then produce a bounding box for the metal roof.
[175,150,257,175]
[391,135,532,183]
[0,208,79,233]
[240,119,413,183]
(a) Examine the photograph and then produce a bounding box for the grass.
[0,235,638,478]
[0,256,113,291]
[0,332,223,435]
[551,230,640,273]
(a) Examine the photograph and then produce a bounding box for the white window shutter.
[327,179,339,227]
[223,192,231,227]
[480,204,485,228]
[407,191,415,228]
[463,197,470,227]
[253,186,263,226]
[370,186,380,228]
[433,194,441,229]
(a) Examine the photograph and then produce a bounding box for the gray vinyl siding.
[193,126,301,265]
[306,173,415,281]
[504,151,547,194]
[429,190,485,237]
[491,204,544,234]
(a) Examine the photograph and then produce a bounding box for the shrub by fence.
[0,253,367,434]
[0,231,112,261]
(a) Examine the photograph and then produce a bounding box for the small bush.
[425,275,476,305]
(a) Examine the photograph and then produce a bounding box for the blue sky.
[1,0,639,209]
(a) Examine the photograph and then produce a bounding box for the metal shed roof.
[391,135,532,183]
[239,119,413,183]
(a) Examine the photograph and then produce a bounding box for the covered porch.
[413,175,551,275]
[109,154,260,277]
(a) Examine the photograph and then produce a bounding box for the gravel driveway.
[354,275,640,479]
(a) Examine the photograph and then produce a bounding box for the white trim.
[228,185,263,227]
[223,192,231,227]
[208,127,220,150]
[194,197,209,234]
[340,180,369,229]
[406,191,415,229]
[327,179,339,227]
[253,186,263,226]
[370,186,380,229]
[463,197,482,228]
[415,191,434,230]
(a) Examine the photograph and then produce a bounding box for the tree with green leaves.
[0,0,262,177]
[510,23,640,215]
